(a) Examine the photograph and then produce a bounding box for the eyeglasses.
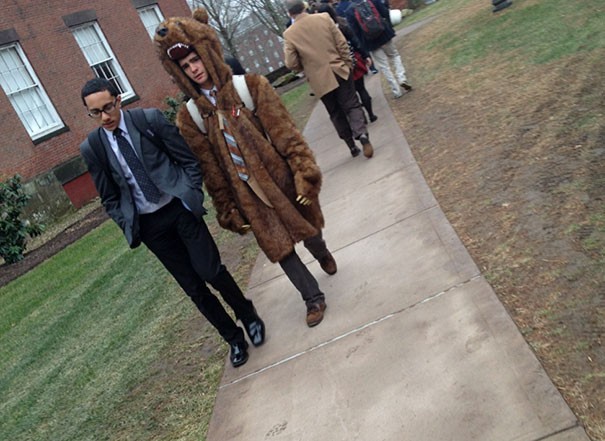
[88,99,117,118]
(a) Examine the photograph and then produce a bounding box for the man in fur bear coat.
[154,9,336,327]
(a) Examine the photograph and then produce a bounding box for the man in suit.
[283,0,374,159]
[79,78,264,368]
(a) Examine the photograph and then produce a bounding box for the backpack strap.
[127,108,168,155]
[232,74,255,111]
[186,98,206,134]
[86,128,112,176]
[185,75,254,134]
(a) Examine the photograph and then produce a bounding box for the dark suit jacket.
[80,108,205,248]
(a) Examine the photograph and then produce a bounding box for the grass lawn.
[0,221,229,440]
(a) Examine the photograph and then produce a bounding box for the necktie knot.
[113,127,123,138]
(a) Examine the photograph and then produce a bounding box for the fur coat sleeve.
[248,75,322,200]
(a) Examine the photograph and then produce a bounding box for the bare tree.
[240,0,289,37]
[188,0,247,57]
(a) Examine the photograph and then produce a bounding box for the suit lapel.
[93,127,125,181]
[123,110,145,160]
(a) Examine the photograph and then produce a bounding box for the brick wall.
[0,0,190,181]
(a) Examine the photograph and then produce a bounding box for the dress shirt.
[102,111,172,214]
[200,86,218,106]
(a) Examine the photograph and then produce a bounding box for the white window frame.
[72,22,134,100]
[0,43,64,140]
[137,4,164,39]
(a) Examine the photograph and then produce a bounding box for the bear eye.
[156,27,168,37]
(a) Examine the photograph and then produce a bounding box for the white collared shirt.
[200,86,218,106]
[102,110,172,214]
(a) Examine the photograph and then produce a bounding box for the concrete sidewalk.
[206,75,589,440]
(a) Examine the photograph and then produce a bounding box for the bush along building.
[0,0,191,223]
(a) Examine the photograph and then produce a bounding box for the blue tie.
[114,128,162,203]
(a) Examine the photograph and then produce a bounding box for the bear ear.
[192,8,209,24]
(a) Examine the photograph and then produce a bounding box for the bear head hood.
[154,8,232,100]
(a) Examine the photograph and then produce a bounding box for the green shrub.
[163,93,186,124]
[0,175,44,264]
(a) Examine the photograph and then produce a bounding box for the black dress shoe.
[244,318,266,347]
[229,341,249,368]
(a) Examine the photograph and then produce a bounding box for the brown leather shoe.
[359,135,374,158]
[318,252,337,275]
[306,301,327,327]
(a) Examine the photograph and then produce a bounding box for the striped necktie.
[113,128,162,203]
[219,113,249,182]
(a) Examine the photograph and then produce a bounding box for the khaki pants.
[371,39,408,96]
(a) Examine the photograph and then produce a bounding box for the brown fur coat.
[154,9,325,263]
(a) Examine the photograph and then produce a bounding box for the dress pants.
[320,72,368,141]
[354,76,374,120]
[138,199,256,344]
[278,233,329,307]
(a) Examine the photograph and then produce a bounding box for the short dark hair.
[81,78,119,105]
[317,3,338,22]
[225,55,246,75]
[285,0,306,15]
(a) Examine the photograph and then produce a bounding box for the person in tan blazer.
[283,0,374,159]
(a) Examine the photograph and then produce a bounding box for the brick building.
[235,15,285,76]
[0,0,191,221]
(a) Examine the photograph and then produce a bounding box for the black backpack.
[351,0,386,40]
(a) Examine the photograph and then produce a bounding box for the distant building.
[0,0,191,221]
[233,15,285,76]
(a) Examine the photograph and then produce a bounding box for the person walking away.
[346,0,412,98]
[317,2,378,122]
[283,0,374,158]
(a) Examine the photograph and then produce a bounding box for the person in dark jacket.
[345,0,412,98]
[79,78,264,368]
[224,55,246,75]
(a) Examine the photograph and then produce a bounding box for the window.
[137,4,164,39]
[0,43,63,140]
[72,22,134,100]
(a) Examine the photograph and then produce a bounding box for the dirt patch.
[0,206,109,287]
[390,6,604,439]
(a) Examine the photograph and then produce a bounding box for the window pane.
[138,6,163,39]
[72,22,133,99]
[0,44,63,139]
[92,61,125,94]
[73,26,110,65]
